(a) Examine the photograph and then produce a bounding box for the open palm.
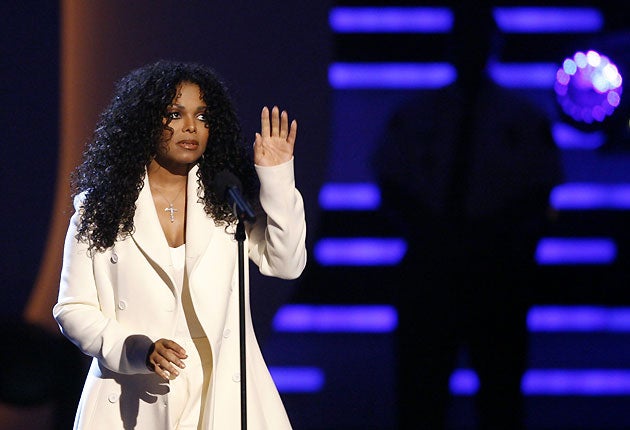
[254,105,297,166]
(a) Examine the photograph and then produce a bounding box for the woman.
[53,60,307,429]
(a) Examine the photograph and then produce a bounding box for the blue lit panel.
[329,62,456,89]
[535,237,617,265]
[329,62,561,89]
[493,7,603,33]
[328,6,602,34]
[272,367,630,395]
[319,181,630,211]
[551,122,606,150]
[315,237,407,266]
[523,370,630,396]
[451,369,630,396]
[450,369,479,395]
[488,62,557,89]
[329,7,453,33]
[273,304,397,333]
[528,306,630,332]
[319,182,381,210]
[273,304,630,334]
[551,183,630,210]
[269,366,325,393]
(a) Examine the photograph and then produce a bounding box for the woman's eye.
[167,111,181,120]
[197,113,208,122]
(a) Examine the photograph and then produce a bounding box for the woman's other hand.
[146,338,188,380]
[254,106,297,166]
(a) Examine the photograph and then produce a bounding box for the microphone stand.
[235,218,248,430]
[221,178,256,430]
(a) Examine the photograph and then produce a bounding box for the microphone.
[212,170,257,223]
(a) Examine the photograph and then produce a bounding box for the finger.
[165,360,181,379]
[287,119,297,147]
[161,349,187,370]
[260,106,270,138]
[153,340,187,371]
[280,110,289,139]
[149,358,166,378]
[161,339,188,359]
[152,352,184,378]
[271,106,280,137]
[154,361,178,380]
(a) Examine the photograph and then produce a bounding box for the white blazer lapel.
[131,172,172,272]
[185,165,215,274]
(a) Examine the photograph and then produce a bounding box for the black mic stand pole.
[235,214,248,430]
[221,178,256,430]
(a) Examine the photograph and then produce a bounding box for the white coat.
[53,159,307,429]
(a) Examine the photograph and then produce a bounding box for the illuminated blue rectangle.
[535,237,616,265]
[493,7,603,33]
[450,369,479,395]
[551,122,606,150]
[324,181,630,211]
[273,304,397,333]
[272,367,630,395]
[528,306,630,332]
[315,237,407,266]
[488,62,557,89]
[269,366,325,393]
[451,369,630,396]
[523,370,630,395]
[329,62,456,89]
[329,7,453,33]
[319,182,381,210]
[329,62,556,89]
[273,304,630,334]
[550,183,630,210]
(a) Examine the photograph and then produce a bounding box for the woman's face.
[156,82,209,171]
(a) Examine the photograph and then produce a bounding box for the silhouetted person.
[373,6,563,429]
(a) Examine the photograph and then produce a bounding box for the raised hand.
[254,106,297,167]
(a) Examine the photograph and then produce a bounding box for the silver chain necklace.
[153,185,185,223]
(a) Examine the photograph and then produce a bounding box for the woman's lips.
[177,140,199,150]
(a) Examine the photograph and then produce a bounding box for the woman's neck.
[147,159,189,190]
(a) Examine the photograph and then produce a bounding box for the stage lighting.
[554,50,623,125]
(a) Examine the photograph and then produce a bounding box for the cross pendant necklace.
[164,204,178,223]
[153,184,185,223]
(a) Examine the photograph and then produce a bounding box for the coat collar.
[131,164,215,275]
[184,165,216,274]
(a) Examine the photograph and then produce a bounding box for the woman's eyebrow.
[168,103,207,111]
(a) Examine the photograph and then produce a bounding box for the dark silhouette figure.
[373,6,563,429]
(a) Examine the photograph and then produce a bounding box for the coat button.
[223,329,231,338]
[110,253,118,264]
[232,372,241,382]
[108,393,119,403]
[118,300,127,310]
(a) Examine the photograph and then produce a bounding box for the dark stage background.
[2,1,629,429]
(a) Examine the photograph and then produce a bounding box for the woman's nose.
[184,116,197,133]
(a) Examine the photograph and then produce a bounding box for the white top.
[170,244,204,339]
[170,244,186,289]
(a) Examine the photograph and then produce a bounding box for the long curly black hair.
[72,60,258,252]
